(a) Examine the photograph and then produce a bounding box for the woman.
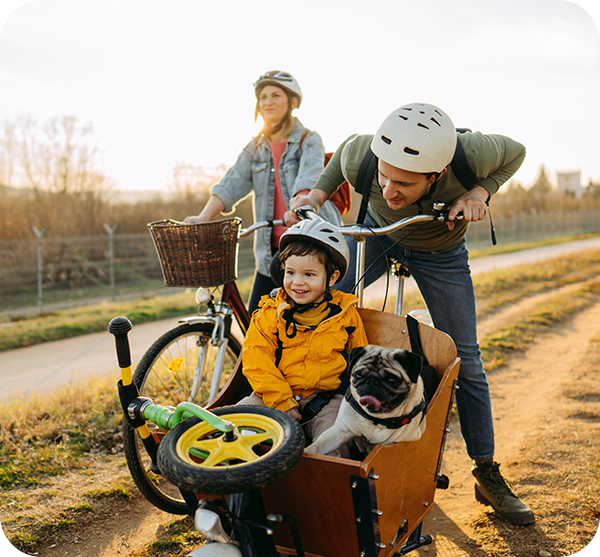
[184,70,341,314]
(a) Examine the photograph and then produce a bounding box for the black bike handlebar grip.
[108,316,133,369]
[295,205,316,218]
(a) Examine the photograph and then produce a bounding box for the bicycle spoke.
[240,431,275,446]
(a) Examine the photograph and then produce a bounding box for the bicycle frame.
[176,282,249,403]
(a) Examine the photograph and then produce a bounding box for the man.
[286,102,534,525]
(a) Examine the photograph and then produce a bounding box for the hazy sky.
[1,0,599,195]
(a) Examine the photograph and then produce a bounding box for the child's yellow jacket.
[242,288,368,412]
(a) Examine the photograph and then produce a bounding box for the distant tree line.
[492,166,600,215]
[0,115,253,240]
[1,115,599,241]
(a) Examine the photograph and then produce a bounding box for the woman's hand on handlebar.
[446,186,489,230]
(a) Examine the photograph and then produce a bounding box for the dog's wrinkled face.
[348,345,423,414]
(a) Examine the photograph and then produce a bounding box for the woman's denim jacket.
[211,119,342,276]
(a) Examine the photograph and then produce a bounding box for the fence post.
[104,223,118,301]
[32,226,47,313]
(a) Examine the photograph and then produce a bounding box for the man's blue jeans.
[337,212,495,461]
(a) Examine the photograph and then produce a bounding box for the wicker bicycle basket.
[147,218,242,287]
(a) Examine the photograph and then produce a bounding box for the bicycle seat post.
[354,236,366,308]
[389,260,411,316]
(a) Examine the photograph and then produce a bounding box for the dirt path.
[2,285,600,556]
[413,298,600,556]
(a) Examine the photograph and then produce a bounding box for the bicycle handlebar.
[293,202,462,238]
[241,201,461,243]
[151,218,285,241]
[239,219,285,240]
[169,199,461,245]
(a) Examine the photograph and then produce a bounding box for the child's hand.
[286,407,302,421]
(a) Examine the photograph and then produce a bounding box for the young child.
[239,219,368,457]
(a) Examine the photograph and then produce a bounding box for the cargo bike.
[109,205,461,557]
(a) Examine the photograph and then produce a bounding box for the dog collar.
[344,389,427,429]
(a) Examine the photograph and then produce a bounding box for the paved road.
[1,236,599,403]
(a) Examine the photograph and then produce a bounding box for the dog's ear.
[393,350,423,384]
[348,346,367,371]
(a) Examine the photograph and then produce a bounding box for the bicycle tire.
[157,406,305,495]
[122,322,242,514]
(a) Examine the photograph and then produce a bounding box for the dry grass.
[474,247,600,317]
[480,280,600,371]
[0,276,253,352]
[0,374,122,489]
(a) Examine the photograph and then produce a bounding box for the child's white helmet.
[279,219,349,283]
[371,103,456,173]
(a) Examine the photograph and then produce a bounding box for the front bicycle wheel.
[157,406,305,495]
[123,322,242,514]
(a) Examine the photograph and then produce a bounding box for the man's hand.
[286,407,302,421]
[285,189,329,227]
[446,185,489,231]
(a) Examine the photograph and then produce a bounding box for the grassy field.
[0,276,254,352]
[1,235,598,353]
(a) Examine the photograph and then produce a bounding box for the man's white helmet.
[279,219,349,283]
[253,70,303,105]
[371,103,456,173]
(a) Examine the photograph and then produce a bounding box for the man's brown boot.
[472,461,535,525]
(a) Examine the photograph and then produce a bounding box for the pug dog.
[305,345,427,456]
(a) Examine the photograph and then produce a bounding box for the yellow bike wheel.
[157,406,304,495]
[122,322,242,514]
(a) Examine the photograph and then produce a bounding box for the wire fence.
[1,210,600,313]
[465,209,600,248]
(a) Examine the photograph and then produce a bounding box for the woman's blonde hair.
[255,87,298,140]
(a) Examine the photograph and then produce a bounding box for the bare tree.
[0,119,17,190]
[168,161,227,200]
[17,115,111,195]
[0,115,114,238]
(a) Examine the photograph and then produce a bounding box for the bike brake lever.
[294,205,319,220]
[432,202,464,222]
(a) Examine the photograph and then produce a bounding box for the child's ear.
[328,269,340,287]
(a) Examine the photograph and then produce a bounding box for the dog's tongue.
[359,395,382,411]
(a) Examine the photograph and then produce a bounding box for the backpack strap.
[355,147,378,225]
[451,136,480,191]
[451,133,497,245]
[299,129,310,149]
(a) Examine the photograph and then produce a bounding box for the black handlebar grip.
[108,316,133,369]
